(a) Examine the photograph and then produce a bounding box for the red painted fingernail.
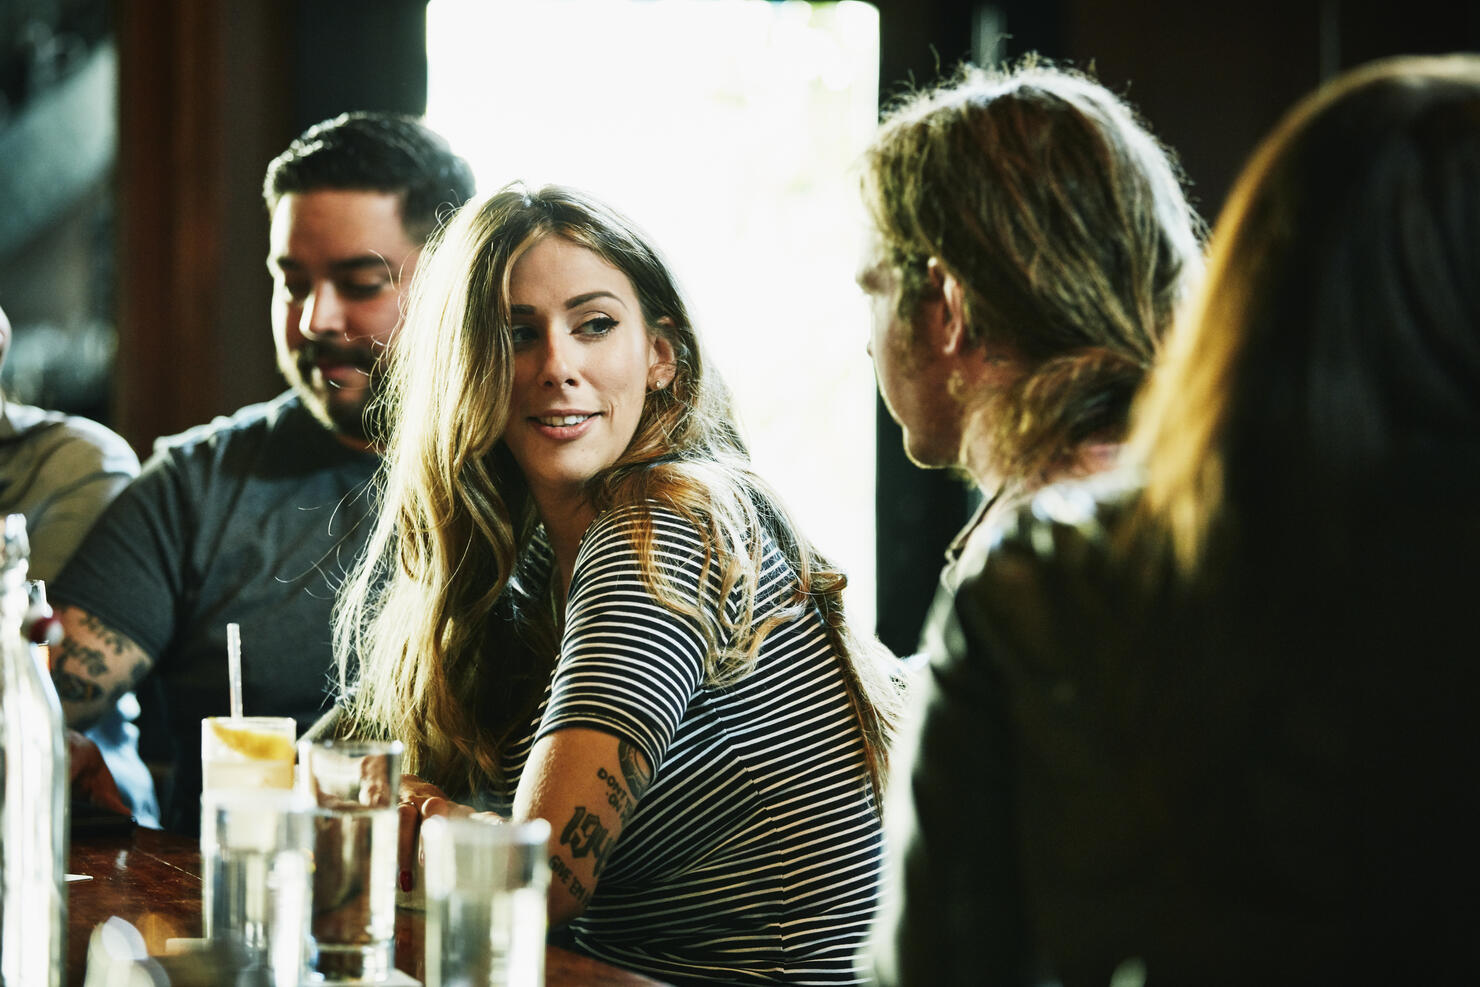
[399,869,413,892]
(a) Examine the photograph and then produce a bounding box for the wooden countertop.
[67,824,670,986]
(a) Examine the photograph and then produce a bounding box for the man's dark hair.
[262,112,476,243]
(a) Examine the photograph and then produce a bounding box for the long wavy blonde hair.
[336,183,901,801]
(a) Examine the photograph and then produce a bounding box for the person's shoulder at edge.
[959,463,1145,584]
[147,390,315,459]
[578,497,712,557]
[0,402,139,473]
[570,498,738,616]
[933,464,1146,683]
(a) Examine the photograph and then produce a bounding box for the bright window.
[427,0,881,630]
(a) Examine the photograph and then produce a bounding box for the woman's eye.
[510,325,536,345]
[578,316,617,337]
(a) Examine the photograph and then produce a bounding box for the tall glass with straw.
[200,624,296,792]
[200,622,299,940]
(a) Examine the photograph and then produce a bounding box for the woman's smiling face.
[502,235,673,515]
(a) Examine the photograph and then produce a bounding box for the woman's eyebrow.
[510,290,625,316]
[565,291,622,309]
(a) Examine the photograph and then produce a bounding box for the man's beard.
[281,339,387,445]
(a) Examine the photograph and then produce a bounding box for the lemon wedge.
[210,720,294,761]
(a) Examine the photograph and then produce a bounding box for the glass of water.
[203,788,314,987]
[422,815,551,987]
[298,738,404,982]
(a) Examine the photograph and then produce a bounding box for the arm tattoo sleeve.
[50,611,152,724]
[51,638,111,703]
[78,610,142,657]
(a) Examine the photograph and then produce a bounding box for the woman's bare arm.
[513,727,652,926]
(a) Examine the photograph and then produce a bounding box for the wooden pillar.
[112,0,291,453]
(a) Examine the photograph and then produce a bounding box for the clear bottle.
[0,514,67,986]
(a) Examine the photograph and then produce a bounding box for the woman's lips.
[529,412,599,438]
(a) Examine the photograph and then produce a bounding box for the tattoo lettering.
[547,854,589,905]
[559,806,615,878]
[618,741,652,800]
[597,766,637,825]
[50,611,153,719]
[77,611,140,658]
[55,637,110,680]
[52,638,113,705]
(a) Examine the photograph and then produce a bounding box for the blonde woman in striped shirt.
[336,184,902,985]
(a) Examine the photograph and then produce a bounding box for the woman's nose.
[538,334,576,387]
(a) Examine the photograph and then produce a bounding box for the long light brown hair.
[863,59,1203,495]
[336,184,901,800]
[1129,55,1480,574]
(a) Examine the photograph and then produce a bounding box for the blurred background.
[2,0,1475,655]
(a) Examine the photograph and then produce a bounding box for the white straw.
[226,622,243,719]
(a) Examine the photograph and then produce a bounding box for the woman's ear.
[648,328,678,390]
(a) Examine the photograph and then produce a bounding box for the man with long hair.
[876,54,1480,983]
[858,59,1201,597]
[857,60,1203,984]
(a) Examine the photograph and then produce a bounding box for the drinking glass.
[201,715,297,792]
[422,816,551,987]
[201,715,297,940]
[203,789,313,987]
[298,738,403,982]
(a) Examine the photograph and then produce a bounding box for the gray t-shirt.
[0,401,141,581]
[0,400,159,825]
[52,392,378,833]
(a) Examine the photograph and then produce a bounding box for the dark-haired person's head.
[263,112,476,242]
[859,59,1201,499]
[1133,54,1480,567]
[262,113,476,448]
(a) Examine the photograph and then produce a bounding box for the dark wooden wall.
[112,0,427,452]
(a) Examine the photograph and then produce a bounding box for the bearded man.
[50,113,474,833]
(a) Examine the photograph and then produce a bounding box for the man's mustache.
[297,339,379,372]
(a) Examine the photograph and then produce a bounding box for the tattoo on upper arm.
[52,668,104,704]
[76,611,143,658]
[52,638,111,689]
[51,612,152,713]
[559,806,615,879]
[547,853,590,905]
[596,742,653,827]
[618,741,652,800]
[104,656,152,706]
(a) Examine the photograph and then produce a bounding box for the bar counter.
[67,825,670,986]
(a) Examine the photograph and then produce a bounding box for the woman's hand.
[395,772,478,891]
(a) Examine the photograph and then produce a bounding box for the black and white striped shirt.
[492,502,883,985]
